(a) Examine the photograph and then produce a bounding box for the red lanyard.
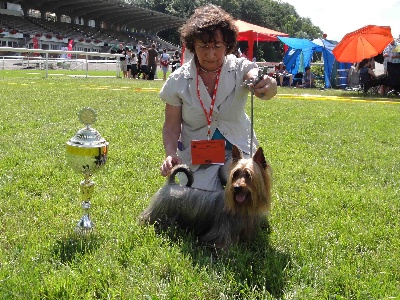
[196,67,221,140]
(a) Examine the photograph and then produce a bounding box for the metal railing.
[0,47,123,78]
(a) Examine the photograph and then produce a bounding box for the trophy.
[66,107,109,233]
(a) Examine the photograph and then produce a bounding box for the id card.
[191,140,225,165]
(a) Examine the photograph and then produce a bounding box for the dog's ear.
[232,145,243,162]
[253,147,268,169]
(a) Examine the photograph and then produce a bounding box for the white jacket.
[159,54,259,171]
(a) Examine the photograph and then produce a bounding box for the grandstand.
[0,0,185,56]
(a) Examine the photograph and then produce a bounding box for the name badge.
[191,140,225,165]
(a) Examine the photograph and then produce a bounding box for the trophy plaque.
[66,107,108,233]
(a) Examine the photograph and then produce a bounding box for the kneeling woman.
[158,4,277,191]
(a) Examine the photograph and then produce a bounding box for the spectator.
[240,48,249,59]
[136,40,143,54]
[136,47,143,79]
[383,39,400,65]
[171,50,181,72]
[298,66,315,88]
[140,47,148,79]
[126,48,132,78]
[275,62,293,87]
[347,63,359,89]
[357,58,387,93]
[147,43,159,80]
[383,39,400,92]
[160,48,170,81]
[130,52,138,79]
[116,43,127,78]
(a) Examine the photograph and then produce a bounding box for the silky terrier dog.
[140,145,272,248]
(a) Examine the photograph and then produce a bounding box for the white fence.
[0,47,123,78]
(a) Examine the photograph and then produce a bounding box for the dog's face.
[231,161,254,204]
[225,145,271,215]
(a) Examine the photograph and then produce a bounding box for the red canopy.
[235,19,289,60]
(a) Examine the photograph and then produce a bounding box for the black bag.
[147,71,154,80]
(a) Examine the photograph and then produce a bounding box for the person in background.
[368,57,375,70]
[383,39,400,93]
[383,39,400,65]
[240,48,249,59]
[147,43,159,80]
[171,50,181,72]
[298,66,315,88]
[136,47,143,79]
[116,43,127,78]
[275,62,293,87]
[234,48,241,58]
[347,62,359,89]
[136,40,143,54]
[357,58,387,94]
[140,47,148,80]
[159,4,277,191]
[130,52,138,79]
[160,48,170,81]
[126,48,132,78]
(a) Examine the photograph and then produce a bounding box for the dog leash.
[244,67,267,157]
[250,88,254,157]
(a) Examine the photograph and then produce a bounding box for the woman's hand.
[252,74,277,100]
[161,104,183,176]
[160,155,182,176]
[245,68,277,100]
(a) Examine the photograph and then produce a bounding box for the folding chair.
[358,72,380,95]
[293,72,303,86]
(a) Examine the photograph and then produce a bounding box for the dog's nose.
[234,186,242,193]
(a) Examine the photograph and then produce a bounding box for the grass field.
[0,70,399,299]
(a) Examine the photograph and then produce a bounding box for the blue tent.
[277,37,336,88]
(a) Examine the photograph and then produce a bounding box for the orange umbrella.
[333,25,393,63]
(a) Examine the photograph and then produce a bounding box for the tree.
[129,0,323,39]
[127,0,324,59]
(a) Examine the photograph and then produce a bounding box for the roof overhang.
[6,0,185,33]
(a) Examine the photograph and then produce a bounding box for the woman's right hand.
[160,155,182,176]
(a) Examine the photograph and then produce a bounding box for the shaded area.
[52,232,102,265]
[144,220,291,298]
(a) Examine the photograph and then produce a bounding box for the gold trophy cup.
[66,107,108,233]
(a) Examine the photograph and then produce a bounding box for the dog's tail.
[168,164,194,187]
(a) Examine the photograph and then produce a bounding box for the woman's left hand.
[252,74,277,100]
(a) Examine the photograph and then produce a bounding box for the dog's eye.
[232,170,240,178]
[244,171,251,179]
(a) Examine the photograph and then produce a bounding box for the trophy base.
[75,201,94,234]
[76,214,94,234]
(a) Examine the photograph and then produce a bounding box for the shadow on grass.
[162,221,290,299]
[52,232,102,265]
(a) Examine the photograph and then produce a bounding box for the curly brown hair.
[179,4,238,55]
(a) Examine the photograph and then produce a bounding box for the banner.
[67,39,74,58]
[32,37,39,49]
[32,37,39,56]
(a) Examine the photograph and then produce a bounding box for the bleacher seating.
[0,12,180,54]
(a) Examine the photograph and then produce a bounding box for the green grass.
[0,71,399,299]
